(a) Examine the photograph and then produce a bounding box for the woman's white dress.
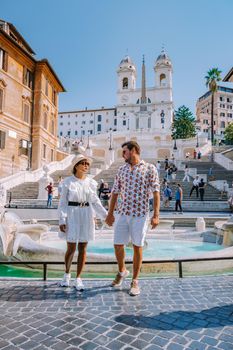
[58,175,107,242]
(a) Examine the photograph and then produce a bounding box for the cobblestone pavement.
[0,276,233,350]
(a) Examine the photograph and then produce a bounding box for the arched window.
[221,121,225,128]
[43,112,48,129]
[122,77,128,89]
[160,73,166,86]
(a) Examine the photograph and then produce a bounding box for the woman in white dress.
[58,154,107,290]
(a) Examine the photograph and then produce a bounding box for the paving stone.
[0,277,233,350]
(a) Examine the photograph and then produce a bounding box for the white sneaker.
[58,273,71,287]
[74,277,84,291]
[111,270,130,287]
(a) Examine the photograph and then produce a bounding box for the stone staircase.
[94,158,227,202]
[7,158,105,201]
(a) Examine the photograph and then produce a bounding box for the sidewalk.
[0,276,233,349]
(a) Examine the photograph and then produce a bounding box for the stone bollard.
[196,217,206,232]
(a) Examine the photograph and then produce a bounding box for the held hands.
[151,215,159,229]
[59,224,66,233]
[105,213,115,227]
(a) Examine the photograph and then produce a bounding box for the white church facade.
[58,51,210,161]
[58,50,174,139]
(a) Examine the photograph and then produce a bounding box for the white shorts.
[114,214,149,247]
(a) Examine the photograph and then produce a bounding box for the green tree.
[224,122,233,144]
[172,105,196,139]
[205,68,222,145]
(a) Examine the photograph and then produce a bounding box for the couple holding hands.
[58,141,160,296]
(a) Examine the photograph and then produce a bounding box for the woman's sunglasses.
[78,161,90,166]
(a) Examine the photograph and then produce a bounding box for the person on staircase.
[198,178,206,201]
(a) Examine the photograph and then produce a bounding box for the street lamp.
[87,131,90,149]
[160,110,165,129]
[173,127,177,150]
[109,128,113,150]
[80,126,83,143]
[27,141,32,170]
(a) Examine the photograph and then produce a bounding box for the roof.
[0,19,35,55]
[223,67,233,82]
[38,59,66,92]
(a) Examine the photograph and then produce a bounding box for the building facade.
[196,86,233,140]
[58,50,174,140]
[0,19,65,178]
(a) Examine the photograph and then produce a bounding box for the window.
[60,122,63,126]
[23,103,30,123]
[97,124,101,132]
[220,96,223,101]
[43,144,46,158]
[148,117,151,128]
[60,115,63,118]
[98,115,102,122]
[52,89,56,105]
[0,130,6,149]
[23,68,33,89]
[43,113,48,129]
[67,130,71,136]
[45,79,48,96]
[220,121,225,128]
[82,121,86,125]
[68,122,70,125]
[160,73,166,86]
[220,112,225,117]
[82,113,85,117]
[228,113,232,118]
[51,149,54,161]
[75,121,78,125]
[90,120,93,124]
[75,130,78,135]
[123,77,128,89]
[90,130,93,135]
[123,120,126,126]
[0,48,8,71]
[51,119,55,135]
[19,139,29,156]
[60,131,63,136]
[0,89,3,111]
[114,118,117,126]
[227,98,231,103]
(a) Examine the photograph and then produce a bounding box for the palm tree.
[205,68,222,146]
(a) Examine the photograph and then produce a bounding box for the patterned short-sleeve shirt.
[112,160,160,217]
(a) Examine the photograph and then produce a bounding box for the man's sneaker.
[58,273,71,287]
[74,277,84,291]
[129,280,140,296]
[111,270,130,287]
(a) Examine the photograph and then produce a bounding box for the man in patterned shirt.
[105,141,160,296]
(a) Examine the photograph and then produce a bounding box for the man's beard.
[124,157,131,164]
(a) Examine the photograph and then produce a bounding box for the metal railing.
[1,256,233,281]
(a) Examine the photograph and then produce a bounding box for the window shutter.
[0,130,6,149]
[0,89,3,111]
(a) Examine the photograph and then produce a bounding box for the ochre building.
[0,19,65,178]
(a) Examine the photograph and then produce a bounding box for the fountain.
[1,208,233,276]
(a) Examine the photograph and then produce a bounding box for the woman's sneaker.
[129,280,140,296]
[111,270,130,287]
[58,273,71,287]
[74,278,84,291]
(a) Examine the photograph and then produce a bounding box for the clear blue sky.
[1,0,233,114]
